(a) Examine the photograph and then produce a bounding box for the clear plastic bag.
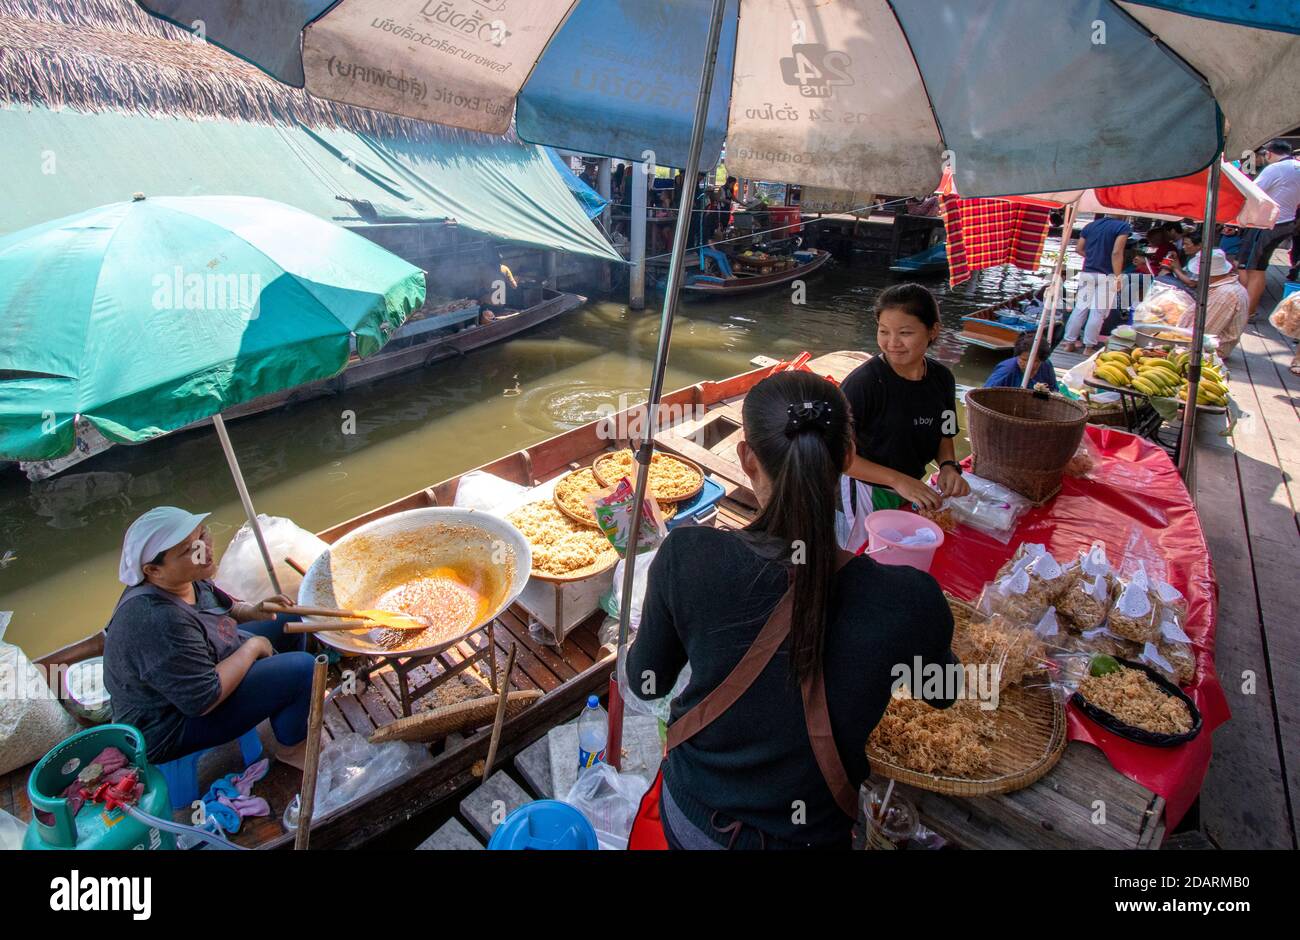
[310,732,431,819]
[563,761,650,850]
[610,548,658,632]
[617,643,690,725]
[0,611,81,777]
[0,806,24,850]
[214,515,327,602]
[453,470,528,512]
[1057,564,1114,632]
[946,473,1033,543]
[978,563,1047,624]
[1107,569,1161,645]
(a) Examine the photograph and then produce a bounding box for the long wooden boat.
[681,248,832,296]
[956,287,1055,351]
[1,349,1168,851]
[1,350,866,850]
[18,289,587,482]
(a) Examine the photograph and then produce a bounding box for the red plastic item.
[929,425,1229,831]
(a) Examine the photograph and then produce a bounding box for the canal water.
[0,261,1043,657]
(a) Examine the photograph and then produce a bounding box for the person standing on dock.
[836,284,970,549]
[1237,140,1300,321]
[1061,214,1132,353]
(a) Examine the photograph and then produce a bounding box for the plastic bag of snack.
[1150,577,1188,621]
[978,563,1047,624]
[1107,569,1161,644]
[588,477,666,557]
[1158,606,1191,645]
[1057,568,1113,632]
[1058,626,1139,662]
[916,501,957,533]
[1033,606,1062,639]
[1157,639,1196,686]
[1064,435,1100,479]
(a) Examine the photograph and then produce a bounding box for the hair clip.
[785,400,834,436]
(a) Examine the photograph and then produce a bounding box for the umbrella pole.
[1177,158,1223,478]
[212,412,283,595]
[609,0,729,766]
[1022,203,1077,388]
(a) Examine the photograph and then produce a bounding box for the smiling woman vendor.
[103,507,316,769]
[837,284,970,547]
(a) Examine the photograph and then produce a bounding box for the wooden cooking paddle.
[263,603,428,631]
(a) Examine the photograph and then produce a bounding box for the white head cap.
[119,506,210,586]
[1188,248,1233,278]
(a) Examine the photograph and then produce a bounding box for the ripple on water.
[515,381,648,434]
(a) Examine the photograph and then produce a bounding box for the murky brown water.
[0,260,1043,657]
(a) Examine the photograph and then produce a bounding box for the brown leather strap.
[801,663,860,819]
[666,548,859,819]
[665,585,794,750]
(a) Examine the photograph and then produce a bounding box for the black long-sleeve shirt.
[627,526,956,848]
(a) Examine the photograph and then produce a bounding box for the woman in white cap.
[1176,249,1250,357]
[103,507,316,769]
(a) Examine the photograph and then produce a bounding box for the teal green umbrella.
[0,194,426,588]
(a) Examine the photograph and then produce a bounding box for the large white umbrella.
[134,0,1300,754]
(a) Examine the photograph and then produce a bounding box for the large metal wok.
[297,507,531,658]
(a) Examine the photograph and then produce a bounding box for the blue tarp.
[544,149,609,220]
[1127,0,1300,33]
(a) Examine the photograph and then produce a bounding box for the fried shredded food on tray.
[554,468,603,526]
[1077,667,1192,735]
[868,696,1000,776]
[593,449,702,501]
[506,499,615,576]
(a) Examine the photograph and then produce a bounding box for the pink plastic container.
[864,510,945,572]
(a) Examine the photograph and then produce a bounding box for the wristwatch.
[939,460,963,474]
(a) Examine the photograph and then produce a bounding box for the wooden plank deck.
[1194,259,1299,850]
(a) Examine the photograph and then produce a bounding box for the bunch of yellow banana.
[1132,357,1182,397]
[1178,374,1229,407]
[1094,350,1133,387]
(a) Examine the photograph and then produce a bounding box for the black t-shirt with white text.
[840,355,958,482]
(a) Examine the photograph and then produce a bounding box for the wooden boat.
[681,248,832,296]
[956,287,1055,351]
[1,350,869,850]
[888,241,948,276]
[19,289,587,482]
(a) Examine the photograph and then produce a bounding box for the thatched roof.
[0,0,500,142]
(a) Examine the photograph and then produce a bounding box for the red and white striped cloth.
[940,194,1053,287]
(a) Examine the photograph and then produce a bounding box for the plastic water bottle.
[577,695,608,771]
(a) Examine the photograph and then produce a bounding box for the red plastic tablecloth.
[929,425,1230,832]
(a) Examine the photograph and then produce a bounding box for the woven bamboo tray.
[592,448,704,504]
[368,690,544,744]
[553,467,678,527]
[865,598,1068,797]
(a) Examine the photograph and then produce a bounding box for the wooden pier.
[1191,261,1299,850]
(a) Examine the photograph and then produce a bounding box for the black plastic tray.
[1071,657,1202,747]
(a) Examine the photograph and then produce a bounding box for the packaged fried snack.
[1107,570,1161,644]
[1150,577,1188,620]
[1058,569,1113,631]
[951,613,1047,691]
[588,476,666,556]
[1141,638,1196,687]
[1063,627,1141,662]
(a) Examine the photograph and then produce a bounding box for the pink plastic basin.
[864,510,945,572]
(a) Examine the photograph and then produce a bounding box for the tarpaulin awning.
[0,105,621,260]
[932,426,1231,831]
[544,148,610,220]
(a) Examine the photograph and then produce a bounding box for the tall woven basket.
[966,387,1088,503]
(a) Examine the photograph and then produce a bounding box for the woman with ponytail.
[626,371,956,850]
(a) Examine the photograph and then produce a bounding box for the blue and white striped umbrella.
[138,0,1300,197]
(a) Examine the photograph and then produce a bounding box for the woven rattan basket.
[368,690,543,744]
[966,387,1088,504]
[865,598,1068,797]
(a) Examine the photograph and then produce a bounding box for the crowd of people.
[1061,138,1300,368]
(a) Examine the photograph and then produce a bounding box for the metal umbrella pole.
[212,412,283,594]
[608,0,729,767]
[1021,202,1079,388]
[1176,157,1223,478]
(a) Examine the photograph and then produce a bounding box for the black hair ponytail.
[741,371,852,681]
